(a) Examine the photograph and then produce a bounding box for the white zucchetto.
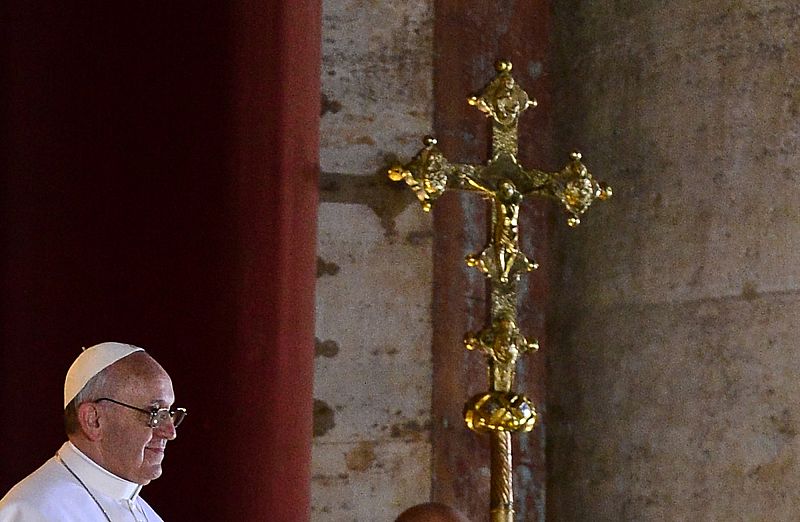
[63,342,144,408]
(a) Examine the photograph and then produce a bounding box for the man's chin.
[136,464,163,485]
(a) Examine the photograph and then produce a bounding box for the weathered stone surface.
[549,293,800,521]
[550,2,800,520]
[554,2,800,307]
[311,439,431,521]
[313,203,433,518]
[315,2,434,519]
[320,0,433,174]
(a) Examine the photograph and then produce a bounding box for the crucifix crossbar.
[390,60,611,282]
[388,60,611,522]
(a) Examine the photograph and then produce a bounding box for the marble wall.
[549,2,800,520]
[313,1,434,520]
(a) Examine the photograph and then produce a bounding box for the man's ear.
[77,402,103,441]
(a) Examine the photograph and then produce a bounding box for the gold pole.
[490,431,514,522]
[389,60,611,521]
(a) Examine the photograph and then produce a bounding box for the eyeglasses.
[95,398,187,428]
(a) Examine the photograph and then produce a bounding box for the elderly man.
[0,342,185,521]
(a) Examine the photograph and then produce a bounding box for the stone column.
[549,2,800,520]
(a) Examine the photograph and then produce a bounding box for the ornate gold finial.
[388,136,449,212]
[388,60,611,522]
[496,59,512,73]
[468,60,535,137]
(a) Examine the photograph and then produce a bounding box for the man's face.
[97,353,177,485]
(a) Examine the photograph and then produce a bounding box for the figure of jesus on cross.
[389,60,611,522]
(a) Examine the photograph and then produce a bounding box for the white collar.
[58,441,143,501]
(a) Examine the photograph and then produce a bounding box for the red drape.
[1,2,320,520]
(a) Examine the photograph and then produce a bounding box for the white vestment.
[0,442,163,522]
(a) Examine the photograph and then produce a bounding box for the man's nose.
[155,418,177,440]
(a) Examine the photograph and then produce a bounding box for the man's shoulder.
[0,458,83,519]
[2,457,70,496]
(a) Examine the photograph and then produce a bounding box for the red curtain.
[1,2,320,520]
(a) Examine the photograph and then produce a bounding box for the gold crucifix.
[389,60,611,521]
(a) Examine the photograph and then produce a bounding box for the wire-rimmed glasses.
[95,398,187,428]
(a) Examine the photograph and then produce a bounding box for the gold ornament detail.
[388,59,611,521]
[465,314,538,394]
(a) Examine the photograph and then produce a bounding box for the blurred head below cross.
[395,502,471,522]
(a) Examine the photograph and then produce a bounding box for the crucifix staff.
[389,60,611,521]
